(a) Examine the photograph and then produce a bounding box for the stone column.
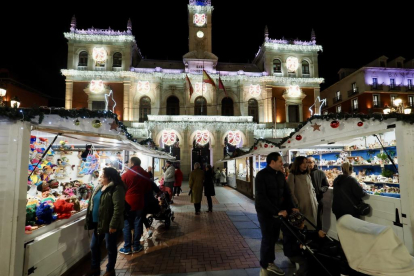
[212,130,223,168]
[65,80,74,109]
[181,129,191,180]
[123,81,131,121]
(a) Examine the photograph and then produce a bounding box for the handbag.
[338,176,371,216]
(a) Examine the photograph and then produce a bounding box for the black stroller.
[147,191,175,229]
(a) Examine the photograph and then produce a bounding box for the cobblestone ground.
[64,182,297,276]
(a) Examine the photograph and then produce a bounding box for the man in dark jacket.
[307,157,329,228]
[255,152,297,276]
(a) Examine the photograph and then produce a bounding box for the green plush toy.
[26,204,37,226]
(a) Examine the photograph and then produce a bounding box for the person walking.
[204,164,215,212]
[119,157,151,255]
[307,157,329,228]
[85,167,126,276]
[163,160,175,203]
[189,162,205,215]
[220,168,227,186]
[287,156,318,226]
[255,152,296,276]
[173,164,183,197]
[215,167,221,185]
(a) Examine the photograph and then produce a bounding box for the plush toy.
[70,196,81,212]
[41,166,54,182]
[30,166,43,187]
[80,200,89,210]
[37,181,50,192]
[26,204,37,226]
[35,202,57,225]
[54,199,74,219]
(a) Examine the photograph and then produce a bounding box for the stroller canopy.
[337,215,414,276]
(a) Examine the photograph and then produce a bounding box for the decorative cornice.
[64,32,136,43]
[145,121,257,132]
[264,42,323,52]
[187,4,214,13]
[147,115,253,123]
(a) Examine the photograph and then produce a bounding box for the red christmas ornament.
[295,135,302,141]
[330,120,340,128]
[357,121,363,127]
[264,144,268,148]
[254,146,257,150]
[288,140,291,143]
[271,145,274,148]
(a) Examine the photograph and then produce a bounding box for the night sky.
[1,1,413,106]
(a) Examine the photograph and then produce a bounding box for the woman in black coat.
[204,165,216,212]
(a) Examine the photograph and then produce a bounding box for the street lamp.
[11,96,20,108]
[0,88,6,107]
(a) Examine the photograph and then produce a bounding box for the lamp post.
[383,98,411,114]
[0,88,6,107]
[11,96,20,108]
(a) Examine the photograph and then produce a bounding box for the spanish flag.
[185,74,194,97]
[219,76,228,97]
[202,70,216,88]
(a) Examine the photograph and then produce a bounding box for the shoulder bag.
[338,176,371,216]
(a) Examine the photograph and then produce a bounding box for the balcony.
[370,85,383,91]
[333,95,342,103]
[302,73,310,78]
[389,85,401,91]
[347,88,359,97]
[77,66,87,71]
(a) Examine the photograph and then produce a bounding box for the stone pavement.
[64,182,297,276]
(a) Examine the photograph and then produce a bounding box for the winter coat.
[310,167,329,202]
[189,168,205,204]
[220,170,227,183]
[204,169,216,196]
[287,173,318,226]
[255,166,295,217]
[215,169,221,180]
[332,175,366,219]
[174,169,183,187]
[85,182,125,234]
[164,165,175,183]
[122,165,151,211]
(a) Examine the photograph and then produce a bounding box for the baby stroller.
[147,189,175,229]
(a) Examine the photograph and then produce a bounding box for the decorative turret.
[311,28,316,43]
[70,15,76,33]
[264,25,269,42]
[127,18,132,34]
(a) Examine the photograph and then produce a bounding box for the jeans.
[90,228,118,271]
[194,203,201,213]
[257,212,282,269]
[123,209,143,249]
[173,186,181,195]
[206,196,212,211]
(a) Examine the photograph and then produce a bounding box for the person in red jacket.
[173,164,183,197]
[119,157,151,255]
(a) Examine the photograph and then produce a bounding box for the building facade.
[322,56,414,114]
[61,0,324,177]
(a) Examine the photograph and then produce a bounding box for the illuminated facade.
[322,56,414,114]
[62,0,323,176]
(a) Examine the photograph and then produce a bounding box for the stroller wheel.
[147,216,154,227]
[165,217,171,229]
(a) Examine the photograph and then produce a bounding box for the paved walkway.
[65,182,296,276]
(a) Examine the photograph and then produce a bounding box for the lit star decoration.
[105,90,117,113]
[311,123,321,131]
[109,120,118,131]
[308,96,327,116]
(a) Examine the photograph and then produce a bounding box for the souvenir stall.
[281,114,414,255]
[0,110,174,276]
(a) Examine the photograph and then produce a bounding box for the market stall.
[0,110,174,276]
[281,115,414,255]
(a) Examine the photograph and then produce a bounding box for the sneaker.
[119,247,132,255]
[266,263,285,275]
[147,230,153,238]
[259,268,269,276]
[140,235,145,242]
[133,245,144,253]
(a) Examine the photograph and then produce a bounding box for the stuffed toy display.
[54,199,74,219]
[70,196,81,212]
[26,204,37,226]
[35,202,57,225]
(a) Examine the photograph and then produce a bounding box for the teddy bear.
[35,202,57,225]
[54,199,74,219]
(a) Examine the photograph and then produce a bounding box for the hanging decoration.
[74,119,80,126]
[311,122,321,131]
[330,120,340,128]
[286,56,299,72]
[249,84,261,97]
[308,96,327,116]
[295,135,302,141]
[193,13,207,26]
[195,130,209,145]
[92,47,107,62]
[89,80,104,93]
[357,121,364,127]
[264,144,268,148]
[286,85,301,97]
[92,119,102,128]
[104,90,117,113]
[227,131,242,146]
[137,81,150,93]
[162,130,177,146]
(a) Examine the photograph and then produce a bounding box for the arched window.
[248,98,259,123]
[78,51,88,66]
[302,60,310,75]
[113,52,122,67]
[273,59,282,73]
[167,96,180,115]
[139,96,151,122]
[221,97,234,116]
[194,96,207,115]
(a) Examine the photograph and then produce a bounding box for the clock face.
[286,57,299,72]
[193,13,206,26]
[197,31,204,38]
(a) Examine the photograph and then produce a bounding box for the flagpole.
[217,71,220,113]
[202,61,204,114]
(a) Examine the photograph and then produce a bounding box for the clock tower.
[188,0,213,53]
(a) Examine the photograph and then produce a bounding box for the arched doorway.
[139,96,151,122]
[160,130,180,161]
[192,130,210,170]
[166,96,180,115]
[194,96,207,115]
[222,97,234,116]
[248,98,259,123]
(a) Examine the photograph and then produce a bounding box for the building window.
[353,98,358,110]
[302,60,310,74]
[380,61,386,67]
[221,97,234,116]
[78,51,88,66]
[194,96,207,115]
[372,78,378,88]
[92,101,105,110]
[408,96,414,107]
[352,82,357,92]
[166,96,180,115]
[397,62,403,68]
[139,96,151,122]
[408,79,413,90]
[248,98,259,123]
[113,52,122,67]
[373,94,380,107]
[336,105,341,113]
[273,59,282,73]
[390,78,395,89]
[336,91,341,99]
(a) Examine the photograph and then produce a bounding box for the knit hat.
[288,211,305,229]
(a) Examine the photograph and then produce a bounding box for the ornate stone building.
[61,0,324,177]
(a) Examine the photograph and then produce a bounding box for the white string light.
[308,96,326,116]
[104,90,117,113]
